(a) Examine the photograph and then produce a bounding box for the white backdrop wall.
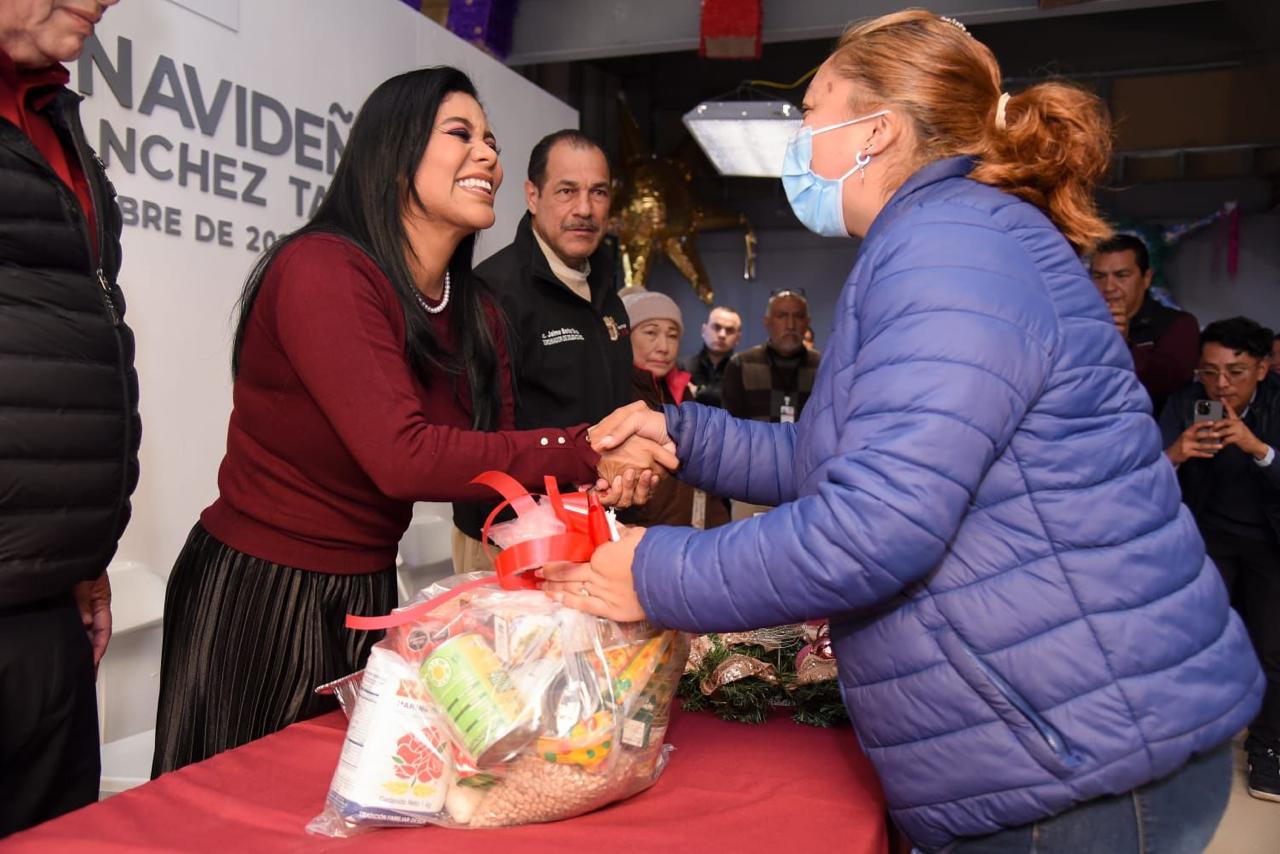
[71,0,577,579]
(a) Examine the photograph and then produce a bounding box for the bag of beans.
[308,580,688,836]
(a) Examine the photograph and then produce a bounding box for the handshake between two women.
[590,401,678,509]
[542,399,675,623]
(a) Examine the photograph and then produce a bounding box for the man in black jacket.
[1090,234,1199,417]
[451,130,632,570]
[0,0,139,835]
[680,305,741,408]
[1160,316,1280,802]
[721,290,821,424]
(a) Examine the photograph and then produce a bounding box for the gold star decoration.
[609,96,757,304]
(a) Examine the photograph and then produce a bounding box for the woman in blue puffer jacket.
[546,10,1263,853]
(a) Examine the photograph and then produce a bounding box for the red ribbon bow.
[345,472,610,631]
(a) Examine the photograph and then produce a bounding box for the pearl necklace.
[415,271,451,315]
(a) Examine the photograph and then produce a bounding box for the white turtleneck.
[533,227,592,302]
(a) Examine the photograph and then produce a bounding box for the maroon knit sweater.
[201,234,598,573]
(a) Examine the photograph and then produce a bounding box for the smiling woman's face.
[406,91,504,234]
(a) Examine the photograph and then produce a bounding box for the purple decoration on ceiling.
[446,0,520,60]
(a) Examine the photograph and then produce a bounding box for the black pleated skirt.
[151,523,396,777]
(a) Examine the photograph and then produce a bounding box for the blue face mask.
[781,110,890,238]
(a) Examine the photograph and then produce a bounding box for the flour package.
[319,645,453,826]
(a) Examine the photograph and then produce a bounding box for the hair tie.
[995,92,1011,132]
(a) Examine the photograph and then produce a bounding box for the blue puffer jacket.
[634,157,1263,850]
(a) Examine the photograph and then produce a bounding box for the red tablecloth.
[6,706,887,853]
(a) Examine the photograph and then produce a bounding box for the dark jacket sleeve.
[1158,386,1195,450]
[1259,452,1280,489]
[1257,387,1280,489]
[719,354,747,419]
[1131,311,1199,406]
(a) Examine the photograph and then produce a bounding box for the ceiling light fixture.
[682,100,801,179]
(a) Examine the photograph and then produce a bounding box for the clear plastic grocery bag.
[308,474,688,836]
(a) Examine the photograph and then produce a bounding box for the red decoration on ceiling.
[700,0,762,60]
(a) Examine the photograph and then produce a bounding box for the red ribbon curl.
[345,471,607,630]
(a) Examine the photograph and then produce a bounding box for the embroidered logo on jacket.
[541,327,585,347]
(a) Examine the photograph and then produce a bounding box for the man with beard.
[719,290,821,519]
[721,289,821,424]
[451,130,633,571]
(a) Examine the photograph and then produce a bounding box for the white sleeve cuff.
[1256,445,1276,467]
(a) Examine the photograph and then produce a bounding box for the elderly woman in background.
[619,291,729,531]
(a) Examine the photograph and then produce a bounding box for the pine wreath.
[678,623,848,727]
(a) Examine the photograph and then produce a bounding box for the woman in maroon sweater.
[151,67,672,775]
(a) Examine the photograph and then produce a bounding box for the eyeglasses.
[1196,367,1254,384]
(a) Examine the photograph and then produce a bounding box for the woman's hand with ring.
[539,526,647,622]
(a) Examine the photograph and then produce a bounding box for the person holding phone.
[1160,315,1280,803]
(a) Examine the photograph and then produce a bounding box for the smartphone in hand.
[1193,399,1224,423]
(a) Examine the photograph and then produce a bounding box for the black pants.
[1204,528,1280,751]
[0,595,100,838]
[151,524,395,776]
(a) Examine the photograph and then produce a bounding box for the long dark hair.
[231,66,502,430]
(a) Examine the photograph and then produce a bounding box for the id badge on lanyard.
[779,394,796,424]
